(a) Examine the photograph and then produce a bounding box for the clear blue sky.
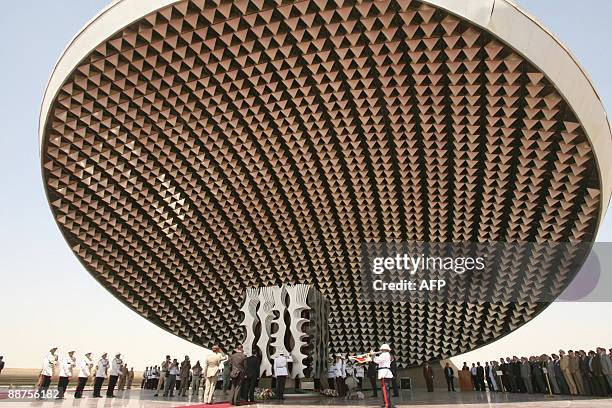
[1,0,611,369]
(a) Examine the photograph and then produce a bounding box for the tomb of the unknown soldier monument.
[25,0,612,405]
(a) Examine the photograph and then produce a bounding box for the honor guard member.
[355,363,365,391]
[38,347,58,399]
[371,344,394,408]
[93,353,109,398]
[327,358,336,390]
[107,352,122,397]
[273,351,293,400]
[75,352,93,398]
[57,350,76,399]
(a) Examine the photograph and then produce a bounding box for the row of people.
[458,348,612,396]
[36,348,133,399]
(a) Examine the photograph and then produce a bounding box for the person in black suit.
[390,352,399,397]
[476,362,485,392]
[484,362,494,391]
[367,360,378,397]
[444,362,455,391]
[242,351,260,402]
[512,357,523,393]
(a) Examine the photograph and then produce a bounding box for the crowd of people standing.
[24,344,612,403]
[34,347,134,399]
[458,348,612,397]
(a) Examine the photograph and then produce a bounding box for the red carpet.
[174,401,256,408]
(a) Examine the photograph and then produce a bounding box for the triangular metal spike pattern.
[41,0,602,367]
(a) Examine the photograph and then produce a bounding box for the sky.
[0,0,611,370]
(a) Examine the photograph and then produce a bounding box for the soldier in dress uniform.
[93,352,109,398]
[56,350,76,399]
[37,347,58,399]
[106,352,123,397]
[74,352,93,398]
[371,344,393,408]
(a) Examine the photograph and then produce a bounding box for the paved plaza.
[1,389,612,408]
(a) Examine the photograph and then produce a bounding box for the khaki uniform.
[203,352,226,403]
[569,355,584,394]
[560,355,578,395]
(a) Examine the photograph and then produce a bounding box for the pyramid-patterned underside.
[41,0,602,367]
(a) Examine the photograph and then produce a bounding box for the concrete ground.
[1,388,612,407]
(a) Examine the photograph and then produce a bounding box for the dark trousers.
[471,375,477,390]
[57,376,69,398]
[380,378,392,408]
[230,376,243,405]
[593,375,607,397]
[38,375,52,398]
[357,377,363,391]
[314,378,321,391]
[107,375,118,396]
[369,376,378,396]
[425,376,434,392]
[93,376,105,397]
[335,376,345,397]
[327,377,335,390]
[247,376,257,401]
[446,376,455,391]
[557,373,570,394]
[508,375,518,393]
[391,377,399,396]
[241,376,257,401]
[534,375,547,393]
[276,375,287,400]
[75,377,88,398]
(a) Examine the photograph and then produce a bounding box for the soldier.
[274,351,293,400]
[106,352,122,397]
[93,353,109,398]
[56,350,76,399]
[37,347,58,399]
[203,345,227,403]
[74,352,93,398]
[371,344,393,408]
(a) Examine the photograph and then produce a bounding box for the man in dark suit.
[390,352,399,397]
[367,360,378,397]
[499,358,509,392]
[444,362,455,391]
[242,351,260,402]
[590,350,607,397]
[423,363,434,392]
[512,357,523,393]
[228,345,247,406]
[484,362,493,391]
[476,362,485,392]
